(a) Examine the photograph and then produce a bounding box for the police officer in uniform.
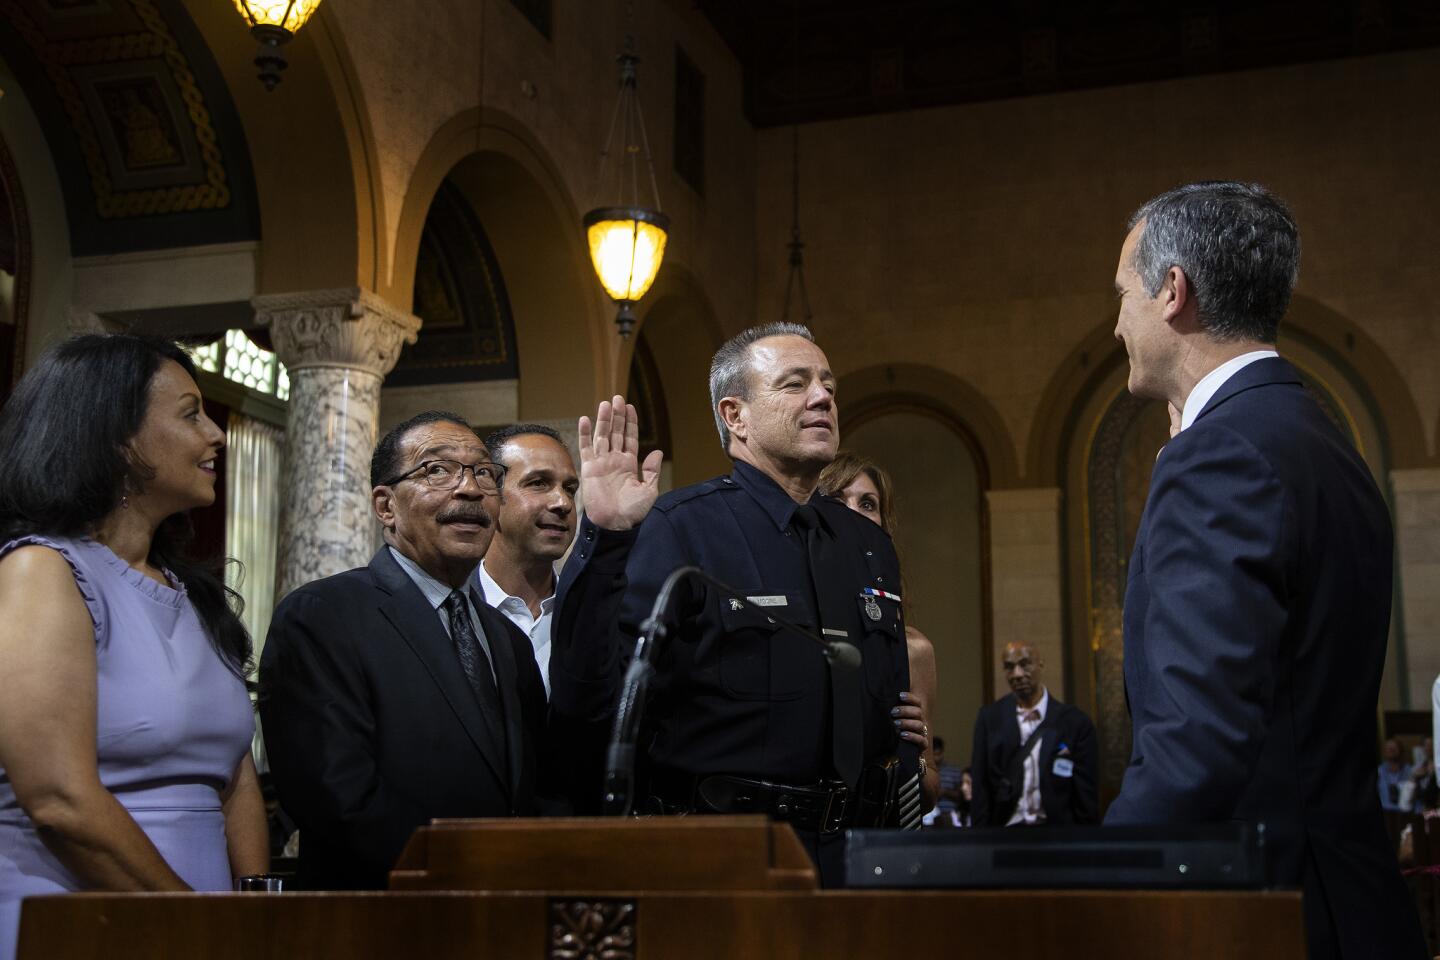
[551,323,917,885]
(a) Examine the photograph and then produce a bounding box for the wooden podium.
[16,816,1306,959]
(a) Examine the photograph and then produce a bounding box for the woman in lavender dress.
[0,335,267,959]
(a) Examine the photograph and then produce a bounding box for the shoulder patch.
[653,476,736,513]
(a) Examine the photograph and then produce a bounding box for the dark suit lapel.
[998,694,1023,794]
[1032,700,1064,819]
[470,587,526,806]
[368,548,510,792]
[1036,697,1062,746]
[999,694,1022,753]
[1194,356,1302,425]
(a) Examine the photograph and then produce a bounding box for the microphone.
[823,635,863,672]
[602,565,861,816]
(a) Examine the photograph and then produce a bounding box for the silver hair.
[1127,181,1301,343]
[708,322,816,452]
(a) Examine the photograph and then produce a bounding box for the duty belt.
[648,770,853,835]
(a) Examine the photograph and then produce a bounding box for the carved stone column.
[257,288,420,599]
[1392,468,1440,707]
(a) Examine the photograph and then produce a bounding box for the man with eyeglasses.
[259,411,549,890]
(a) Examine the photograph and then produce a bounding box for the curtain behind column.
[224,412,285,672]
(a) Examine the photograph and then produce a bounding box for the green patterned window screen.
[188,331,289,401]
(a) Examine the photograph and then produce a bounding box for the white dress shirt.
[388,546,497,684]
[1007,687,1050,826]
[1179,350,1280,431]
[477,558,554,700]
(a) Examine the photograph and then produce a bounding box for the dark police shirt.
[551,459,909,785]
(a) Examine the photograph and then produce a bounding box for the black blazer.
[1105,358,1427,958]
[259,547,547,890]
[969,692,1098,828]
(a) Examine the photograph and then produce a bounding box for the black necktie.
[443,590,508,767]
[792,504,864,788]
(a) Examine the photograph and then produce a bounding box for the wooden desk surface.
[18,888,1306,960]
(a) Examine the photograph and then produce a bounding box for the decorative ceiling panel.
[0,0,259,254]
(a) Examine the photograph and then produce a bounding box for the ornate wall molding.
[1085,390,1155,799]
[258,288,420,377]
[0,0,229,216]
[548,898,637,960]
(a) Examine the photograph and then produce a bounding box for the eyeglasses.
[384,459,506,492]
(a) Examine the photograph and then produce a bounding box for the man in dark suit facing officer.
[1104,181,1426,959]
[970,641,1097,828]
[550,323,918,886]
[260,412,548,890]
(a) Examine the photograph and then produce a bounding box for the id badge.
[1051,757,1074,778]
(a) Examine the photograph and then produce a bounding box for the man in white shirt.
[969,642,1097,827]
[477,424,579,699]
[1104,181,1426,959]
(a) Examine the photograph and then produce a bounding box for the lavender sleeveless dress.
[0,536,255,960]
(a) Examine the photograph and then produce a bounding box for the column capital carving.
[66,308,123,337]
[256,288,421,377]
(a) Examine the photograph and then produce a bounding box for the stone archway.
[624,265,728,488]
[837,370,999,768]
[395,110,611,422]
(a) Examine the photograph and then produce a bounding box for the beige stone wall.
[756,49,1440,710]
[754,49,1440,474]
[1393,469,1440,707]
[847,412,987,758]
[325,0,757,394]
[986,488,1065,696]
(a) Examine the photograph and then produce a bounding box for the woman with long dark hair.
[819,451,942,811]
[0,334,267,958]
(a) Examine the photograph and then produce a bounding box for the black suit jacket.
[259,547,547,890]
[970,692,1098,827]
[1104,358,1427,959]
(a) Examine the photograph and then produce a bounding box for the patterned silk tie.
[792,504,864,788]
[443,590,508,768]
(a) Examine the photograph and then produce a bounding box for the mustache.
[437,504,492,526]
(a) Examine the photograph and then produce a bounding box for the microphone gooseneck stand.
[601,565,861,816]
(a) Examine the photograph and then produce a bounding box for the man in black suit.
[970,642,1097,827]
[260,411,547,890]
[1104,182,1426,959]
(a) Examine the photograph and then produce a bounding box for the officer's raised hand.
[578,394,664,530]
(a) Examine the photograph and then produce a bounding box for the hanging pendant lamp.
[780,0,812,324]
[584,31,669,338]
[233,0,325,91]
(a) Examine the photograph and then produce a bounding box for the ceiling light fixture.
[233,0,324,91]
[584,7,669,339]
